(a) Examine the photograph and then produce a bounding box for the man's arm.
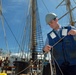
[43,37,52,53]
[68,29,76,35]
[68,26,76,35]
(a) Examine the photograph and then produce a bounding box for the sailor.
[2,57,10,73]
[43,12,76,75]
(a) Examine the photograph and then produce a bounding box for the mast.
[0,0,9,57]
[57,0,76,26]
[31,0,37,61]
[30,0,44,62]
[64,0,75,26]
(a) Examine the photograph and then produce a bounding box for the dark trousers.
[56,64,76,75]
[43,63,51,75]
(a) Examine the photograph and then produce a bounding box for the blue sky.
[0,0,76,53]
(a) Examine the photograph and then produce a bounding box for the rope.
[15,59,38,75]
[0,1,9,56]
[1,14,21,51]
[49,36,66,75]
[51,48,64,75]
[48,52,53,75]
[14,36,66,75]
[1,15,9,56]
[41,0,49,12]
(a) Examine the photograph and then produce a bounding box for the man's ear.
[56,18,58,22]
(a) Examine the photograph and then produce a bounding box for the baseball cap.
[45,13,57,24]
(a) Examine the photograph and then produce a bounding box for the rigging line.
[58,6,76,20]
[26,0,31,16]
[19,0,32,53]
[16,36,66,75]
[15,58,38,75]
[21,0,31,39]
[20,18,29,52]
[0,0,9,55]
[18,21,24,52]
[45,36,66,75]
[56,0,64,9]
[20,0,31,51]
[51,48,64,75]
[17,1,31,53]
[17,0,31,53]
[73,0,76,4]
[50,36,66,75]
[41,0,49,12]
[53,36,65,47]
[0,15,9,54]
[1,13,21,51]
[48,52,53,75]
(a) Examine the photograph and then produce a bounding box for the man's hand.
[68,29,76,35]
[43,45,52,53]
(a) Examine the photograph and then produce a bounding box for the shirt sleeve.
[44,36,49,46]
[70,25,76,40]
[44,37,51,61]
[70,25,76,30]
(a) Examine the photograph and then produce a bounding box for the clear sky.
[0,0,76,53]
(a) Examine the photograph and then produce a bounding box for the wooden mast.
[64,0,75,26]
[31,0,37,61]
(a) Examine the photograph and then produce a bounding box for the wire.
[15,58,38,75]
[50,36,66,75]
[1,13,21,51]
[0,0,9,56]
[1,15,9,55]
[14,36,66,75]
[41,0,49,12]
[51,48,64,75]
[73,0,76,4]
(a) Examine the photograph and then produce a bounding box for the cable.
[1,13,22,51]
[41,0,49,12]
[1,15,9,55]
[15,58,38,75]
[14,36,66,75]
[51,48,64,75]
[50,36,66,75]
[73,0,76,4]
[0,0,9,56]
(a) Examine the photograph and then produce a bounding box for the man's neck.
[54,24,60,30]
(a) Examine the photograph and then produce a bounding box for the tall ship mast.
[57,0,76,26]
[0,0,76,75]
[27,0,44,61]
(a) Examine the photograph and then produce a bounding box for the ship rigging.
[0,0,76,75]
